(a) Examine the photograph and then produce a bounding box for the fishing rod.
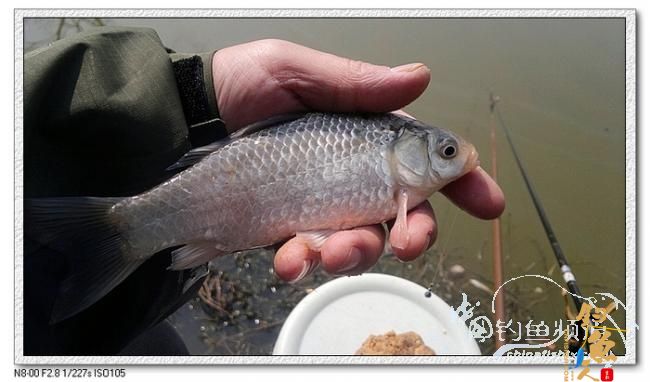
[489,93,584,313]
[488,98,506,350]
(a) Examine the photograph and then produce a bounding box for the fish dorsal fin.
[230,113,306,139]
[167,140,231,171]
[167,113,307,171]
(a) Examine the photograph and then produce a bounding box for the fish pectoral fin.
[169,242,224,270]
[389,188,410,250]
[296,230,338,251]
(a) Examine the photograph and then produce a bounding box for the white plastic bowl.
[273,273,481,355]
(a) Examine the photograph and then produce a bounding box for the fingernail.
[391,63,427,73]
[335,247,363,274]
[289,259,318,283]
[422,233,432,253]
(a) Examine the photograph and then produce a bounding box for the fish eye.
[439,142,458,159]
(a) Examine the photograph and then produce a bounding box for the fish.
[26,112,479,322]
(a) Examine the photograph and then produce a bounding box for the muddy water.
[24,17,627,355]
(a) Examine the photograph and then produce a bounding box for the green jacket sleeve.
[24,26,218,197]
[23,27,215,355]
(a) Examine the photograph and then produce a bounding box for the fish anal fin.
[169,242,224,270]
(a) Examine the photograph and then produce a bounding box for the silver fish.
[27,112,479,322]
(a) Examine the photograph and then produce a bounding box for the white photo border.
[14,8,636,365]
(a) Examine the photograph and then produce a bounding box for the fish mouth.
[462,145,480,174]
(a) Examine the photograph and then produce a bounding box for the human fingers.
[319,225,386,276]
[213,39,430,131]
[273,224,386,282]
[273,238,321,283]
[441,166,505,220]
[264,40,431,112]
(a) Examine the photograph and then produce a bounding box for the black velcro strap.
[172,56,227,147]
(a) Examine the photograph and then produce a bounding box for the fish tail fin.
[25,197,145,323]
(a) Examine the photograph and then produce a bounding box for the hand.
[212,39,505,281]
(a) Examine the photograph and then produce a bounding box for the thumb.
[267,41,431,112]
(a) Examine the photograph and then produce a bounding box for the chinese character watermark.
[446,274,637,380]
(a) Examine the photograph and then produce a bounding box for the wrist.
[171,50,226,146]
